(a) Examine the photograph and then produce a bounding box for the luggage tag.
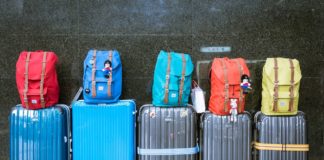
[191,80,206,113]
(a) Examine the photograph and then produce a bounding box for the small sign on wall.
[200,46,231,53]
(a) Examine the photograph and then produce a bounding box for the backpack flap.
[169,54,194,77]
[84,51,121,72]
[211,58,250,85]
[263,58,301,85]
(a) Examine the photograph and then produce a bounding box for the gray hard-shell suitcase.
[253,111,308,160]
[137,105,199,160]
[200,111,252,160]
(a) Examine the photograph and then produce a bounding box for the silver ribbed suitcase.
[200,111,252,160]
[254,111,308,160]
[138,105,199,160]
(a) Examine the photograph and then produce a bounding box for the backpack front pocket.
[164,83,179,105]
[272,91,297,113]
[85,78,114,99]
[25,88,48,108]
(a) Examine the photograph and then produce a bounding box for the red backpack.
[16,51,59,109]
[209,57,250,115]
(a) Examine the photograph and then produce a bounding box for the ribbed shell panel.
[138,105,197,160]
[255,111,307,160]
[201,112,251,160]
[10,104,69,160]
[72,100,135,160]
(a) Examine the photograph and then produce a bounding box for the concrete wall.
[0,0,323,159]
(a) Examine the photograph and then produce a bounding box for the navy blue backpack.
[83,49,122,104]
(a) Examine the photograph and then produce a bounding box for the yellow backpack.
[261,58,302,115]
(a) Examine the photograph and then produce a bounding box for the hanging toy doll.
[102,60,112,78]
[230,99,238,122]
[240,74,252,94]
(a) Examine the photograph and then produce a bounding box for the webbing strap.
[107,51,113,97]
[163,52,171,104]
[253,142,309,152]
[288,59,295,112]
[137,145,199,156]
[91,50,97,97]
[273,58,279,112]
[40,52,47,108]
[23,52,31,108]
[220,59,229,112]
[235,59,243,112]
[178,53,186,105]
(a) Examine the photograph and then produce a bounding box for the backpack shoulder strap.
[91,50,97,97]
[220,59,229,112]
[235,59,243,112]
[40,52,47,108]
[23,52,31,108]
[288,59,295,111]
[273,58,279,112]
[163,52,172,104]
[107,51,113,97]
[178,53,186,105]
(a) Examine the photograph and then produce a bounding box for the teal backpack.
[152,50,194,106]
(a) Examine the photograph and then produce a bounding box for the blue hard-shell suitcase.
[72,100,136,160]
[10,104,71,160]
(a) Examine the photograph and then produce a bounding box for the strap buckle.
[179,87,183,93]
[166,75,170,80]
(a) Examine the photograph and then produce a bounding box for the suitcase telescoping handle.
[71,87,83,105]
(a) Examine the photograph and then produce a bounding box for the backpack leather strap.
[91,50,97,98]
[163,52,171,104]
[23,52,31,108]
[178,53,186,105]
[273,58,279,112]
[220,59,229,112]
[289,59,295,112]
[40,52,47,108]
[235,59,243,113]
[107,51,113,97]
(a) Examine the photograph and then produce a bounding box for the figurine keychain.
[102,60,112,78]
[230,99,238,122]
[240,74,252,94]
